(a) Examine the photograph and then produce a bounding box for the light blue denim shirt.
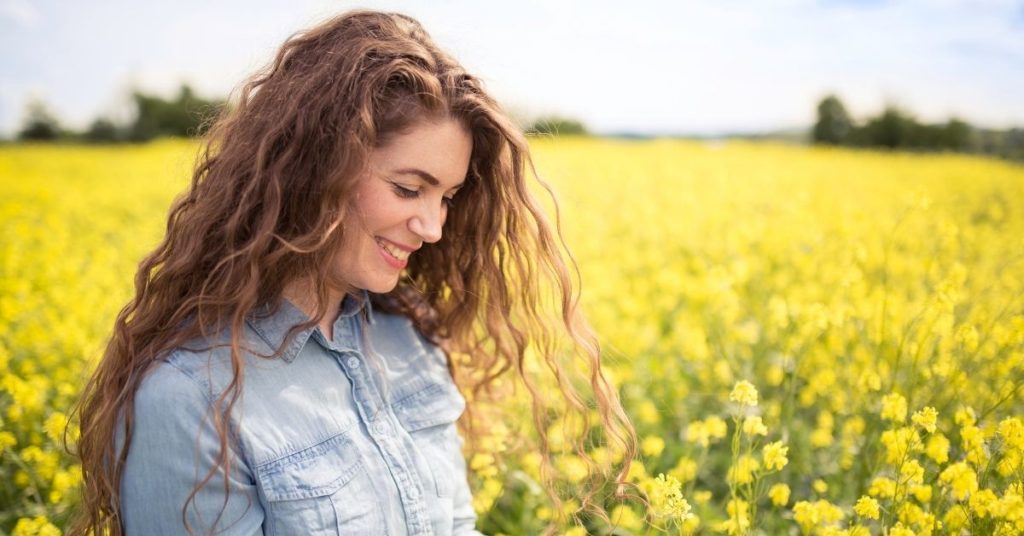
[116,291,482,535]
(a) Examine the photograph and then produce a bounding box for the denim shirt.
[116,291,482,535]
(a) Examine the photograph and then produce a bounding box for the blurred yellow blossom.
[853,496,880,519]
[768,483,790,506]
[925,433,950,464]
[762,441,788,471]
[912,406,938,434]
[729,380,758,407]
[939,462,978,500]
[881,393,908,423]
[641,435,665,457]
[742,416,768,436]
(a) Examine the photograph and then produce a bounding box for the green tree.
[84,118,119,143]
[811,95,852,145]
[129,84,224,141]
[17,100,61,141]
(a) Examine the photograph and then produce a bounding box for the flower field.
[1,138,1023,534]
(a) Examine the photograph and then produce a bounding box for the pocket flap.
[392,380,466,431]
[257,432,362,501]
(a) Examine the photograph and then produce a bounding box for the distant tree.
[84,118,120,143]
[129,84,224,141]
[526,115,588,136]
[862,106,914,148]
[18,100,61,141]
[812,95,852,145]
[940,118,972,151]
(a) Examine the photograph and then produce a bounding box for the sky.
[1,0,1023,137]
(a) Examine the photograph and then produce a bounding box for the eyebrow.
[394,168,464,190]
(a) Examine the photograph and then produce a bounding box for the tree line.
[15,84,224,143]
[812,94,1024,161]
[12,86,586,144]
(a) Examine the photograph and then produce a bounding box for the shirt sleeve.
[118,360,265,535]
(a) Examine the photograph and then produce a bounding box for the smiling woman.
[69,9,636,536]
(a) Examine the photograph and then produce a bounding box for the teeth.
[378,239,410,261]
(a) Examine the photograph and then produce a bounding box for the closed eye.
[390,183,419,199]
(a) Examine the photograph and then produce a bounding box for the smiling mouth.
[376,238,411,261]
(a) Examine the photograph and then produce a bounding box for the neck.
[281,279,346,341]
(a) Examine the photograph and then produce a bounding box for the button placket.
[341,317,432,535]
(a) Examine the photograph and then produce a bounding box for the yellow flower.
[645,473,695,522]
[742,416,768,436]
[881,392,908,422]
[812,479,828,494]
[718,498,750,535]
[880,427,920,464]
[705,416,728,440]
[889,522,915,536]
[911,406,938,434]
[899,459,924,485]
[729,380,758,407]
[762,441,788,471]
[868,477,896,499]
[925,433,950,464]
[939,461,978,501]
[11,516,60,536]
[853,496,880,519]
[641,435,665,457]
[999,416,1024,451]
[969,488,999,518]
[669,456,698,483]
[955,406,976,426]
[768,483,790,506]
[728,455,759,485]
[911,484,932,502]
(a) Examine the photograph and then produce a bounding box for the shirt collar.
[246,289,375,363]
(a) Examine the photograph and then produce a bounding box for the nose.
[409,199,445,244]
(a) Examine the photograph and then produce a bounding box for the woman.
[71,10,636,535]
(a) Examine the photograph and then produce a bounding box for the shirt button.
[408,486,420,499]
[346,357,360,368]
[373,421,389,435]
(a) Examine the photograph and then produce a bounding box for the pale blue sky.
[2,0,1022,136]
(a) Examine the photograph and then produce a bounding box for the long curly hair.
[70,10,636,535]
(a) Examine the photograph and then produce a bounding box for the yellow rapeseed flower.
[728,455,759,485]
[762,441,789,471]
[853,496,880,519]
[925,433,950,464]
[729,380,758,407]
[641,435,666,457]
[911,406,938,434]
[939,461,979,500]
[881,392,908,422]
[768,483,790,506]
[742,416,768,436]
[646,473,695,522]
[968,488,999,518]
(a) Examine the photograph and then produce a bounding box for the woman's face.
[334,117,472,294]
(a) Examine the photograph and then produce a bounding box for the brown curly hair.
[70,10,636,535]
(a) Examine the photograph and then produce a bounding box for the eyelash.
[391,183,456,207]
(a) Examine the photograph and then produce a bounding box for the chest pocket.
[256,430,383,536]
[392,378,466,499]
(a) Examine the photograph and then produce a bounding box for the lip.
[375,237,416,269]
[377,237,417,252]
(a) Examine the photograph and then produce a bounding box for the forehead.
[369,118,472,189]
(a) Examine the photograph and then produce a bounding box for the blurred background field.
[2,139,1023,534]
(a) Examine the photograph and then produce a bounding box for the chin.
[358,276,401,294]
